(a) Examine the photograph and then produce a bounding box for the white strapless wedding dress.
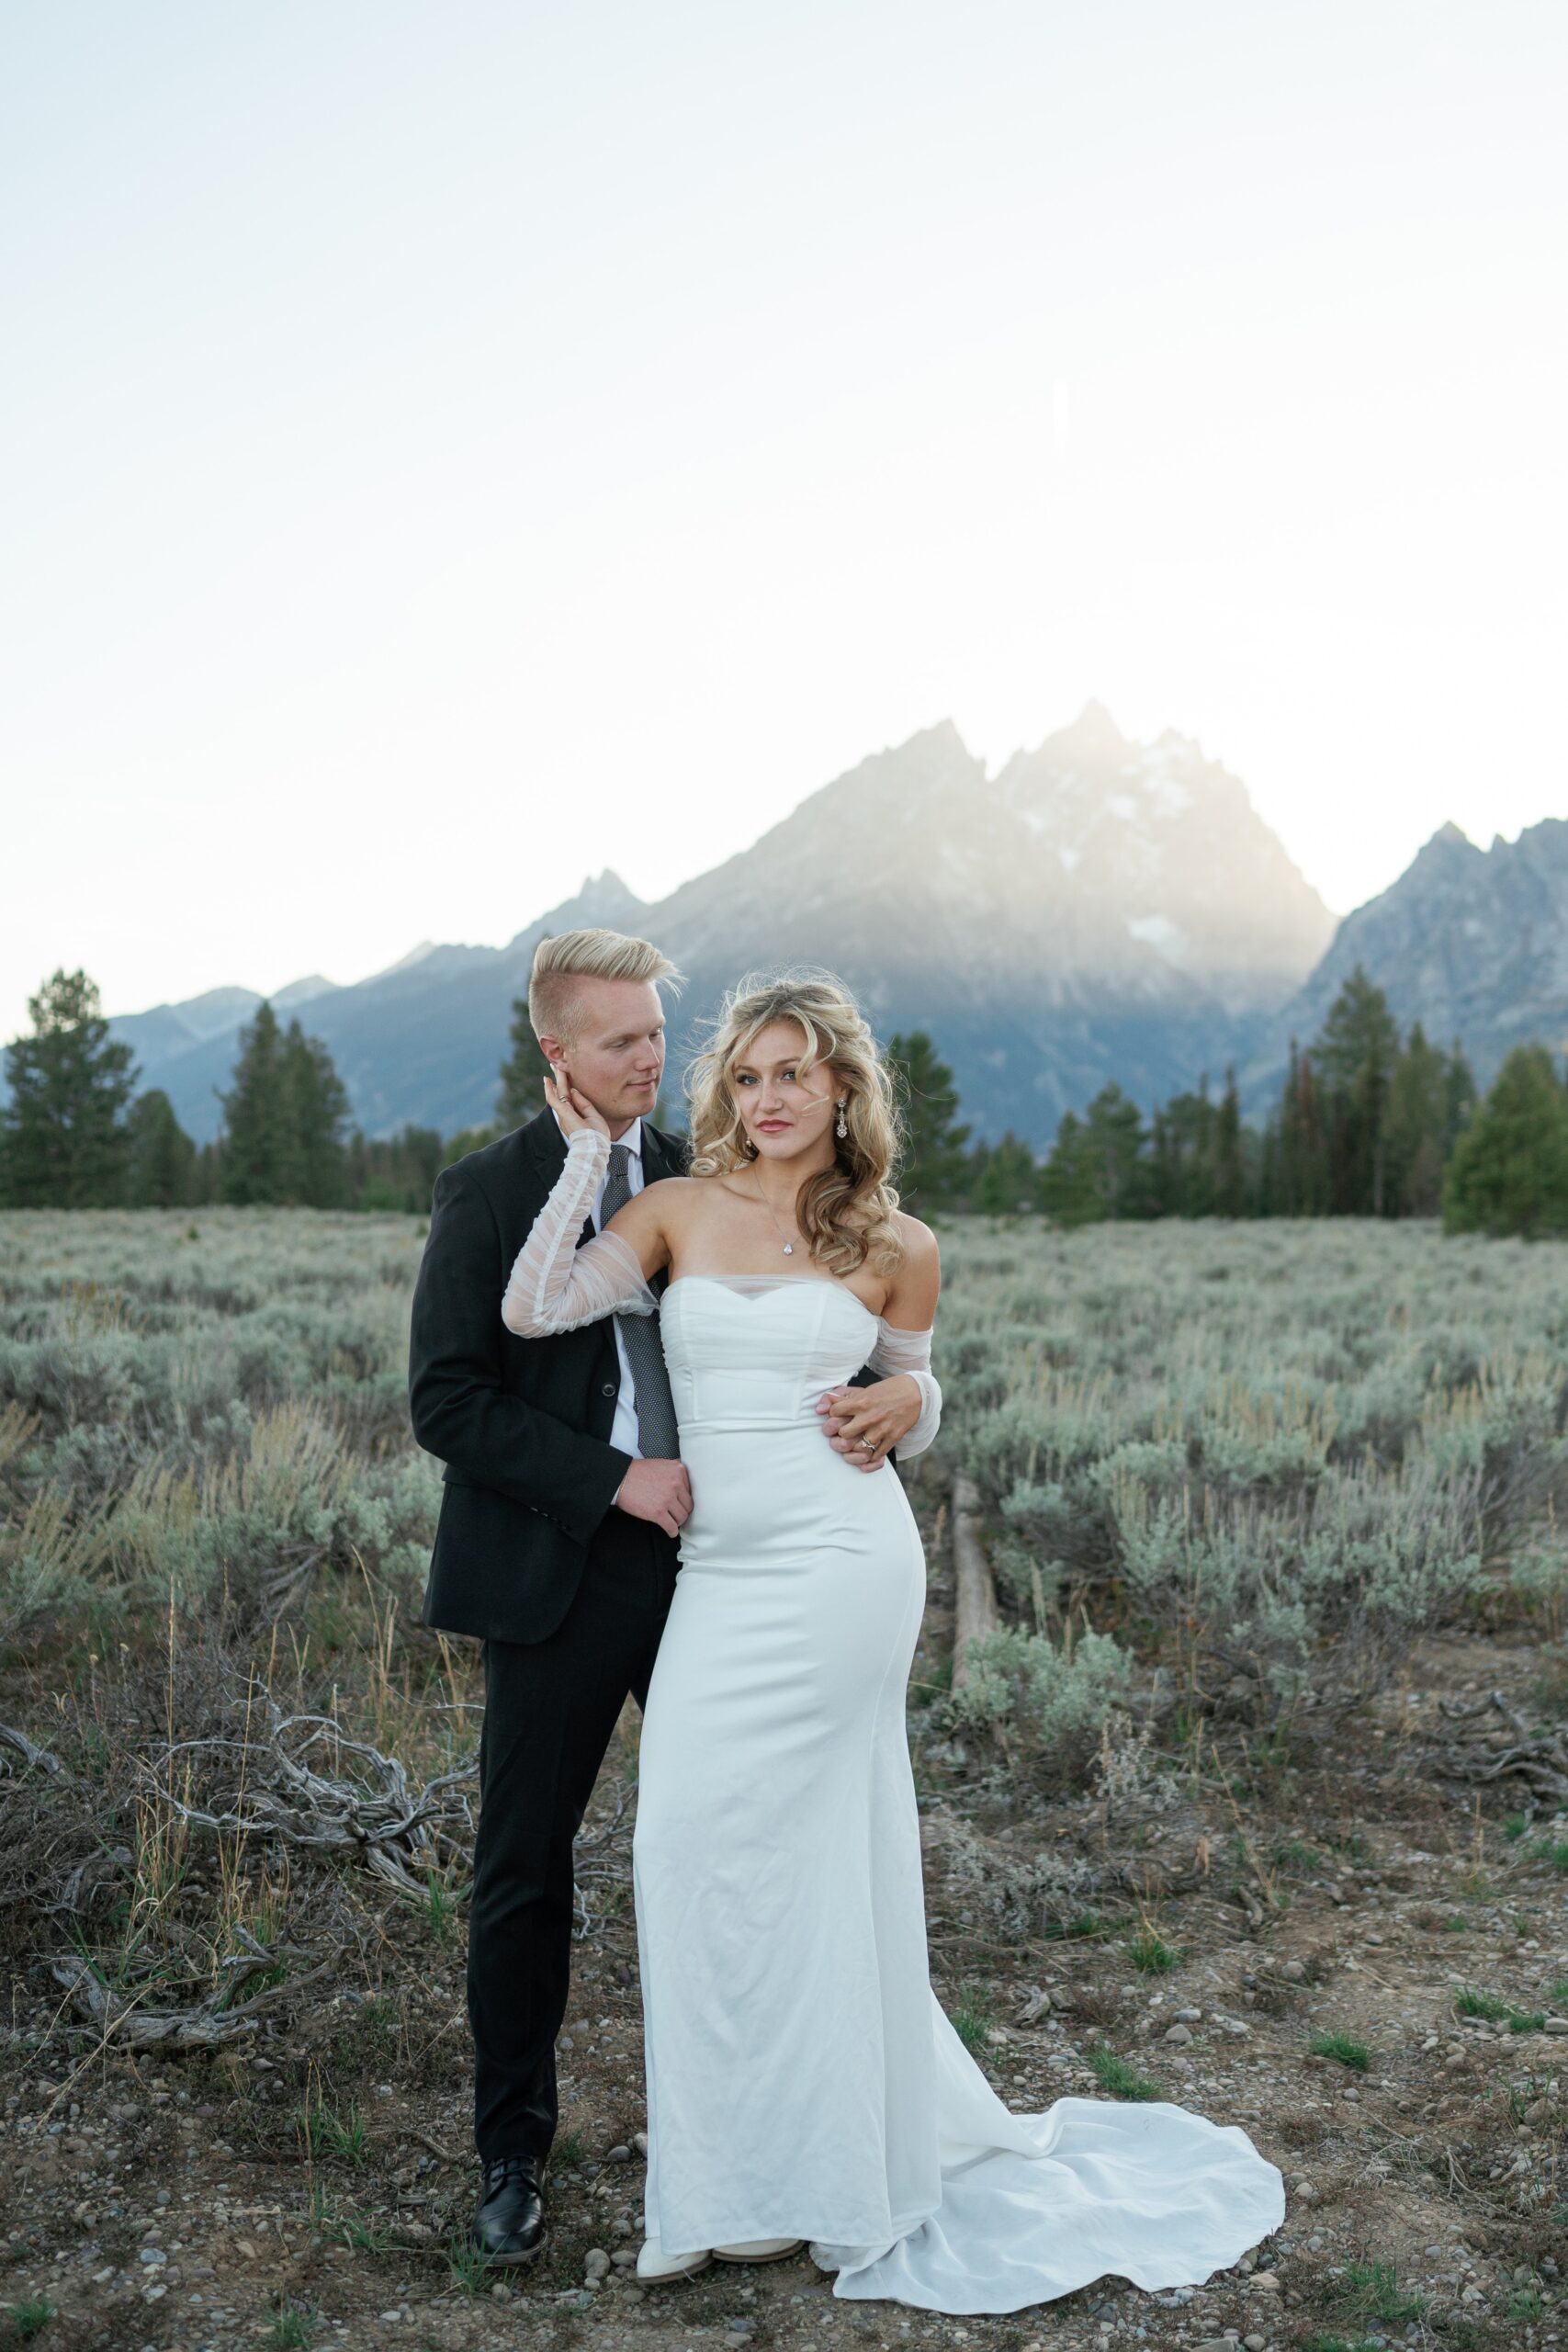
[630,1274,1284,2313]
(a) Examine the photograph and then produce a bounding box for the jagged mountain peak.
[1041,697,1128,763]
[370,941,440,981]
[273,974,338,1010]
[576,865,637,900]
[104,706,1335,1147]
[1249,815,1568,1105]
[502,867,649,956]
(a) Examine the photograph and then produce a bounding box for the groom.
[409,927,922,2265]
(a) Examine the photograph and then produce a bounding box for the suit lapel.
[520,1106,568,1189]
[641,1121,690,1184]
[521,1108,595,1245]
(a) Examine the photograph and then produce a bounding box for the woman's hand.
[544,1064,612,1140]
[815,1374,922,1471]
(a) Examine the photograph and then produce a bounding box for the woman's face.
[730,1020,840,1164]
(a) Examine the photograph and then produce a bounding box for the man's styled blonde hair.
[527,928,682,1048]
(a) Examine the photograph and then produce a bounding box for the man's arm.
[409,1159,631,1548]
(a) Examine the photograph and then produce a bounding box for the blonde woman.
[500,970,1282,2313]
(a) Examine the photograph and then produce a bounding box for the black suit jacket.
[410,1106,889,1646]
[409,1109,679,1645]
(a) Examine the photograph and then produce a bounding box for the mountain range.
[101,706,1346,1148]
[1244,816,1568,1096]
[89,706,1562,1149]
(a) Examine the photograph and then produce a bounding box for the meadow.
[1,1208,1565,2352]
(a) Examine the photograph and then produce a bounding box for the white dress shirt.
[555,1111,645,1460]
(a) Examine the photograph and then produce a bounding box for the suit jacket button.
[601,1380,616,1396]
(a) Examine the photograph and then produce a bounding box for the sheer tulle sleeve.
[501,1129,660,1337]
[869,1321,942,1457]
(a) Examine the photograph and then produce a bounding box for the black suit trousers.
[468,1502,679,2165]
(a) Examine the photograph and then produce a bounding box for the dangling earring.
[836,1099,849,1140]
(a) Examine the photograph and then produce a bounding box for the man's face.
[540,978,667,1136]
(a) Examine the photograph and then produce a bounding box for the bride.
[500,970,1283,2313]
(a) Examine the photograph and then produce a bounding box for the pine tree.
[1442,1041,1478,1157]
[1213,1066,1246,1216]
[442,1123,503,1169]
[1039,1111,1100,1226]
[345,1125,371,1206]
[220,1002,289,1204]
[1191,1073,1216,1209]
[0,968,138,1206]
[973,1130,1038,1216]
[351,1124,446,1213]
[1276,1040,1329,1214]
[1314,967,1401,1214]
[1041,1086,1150,1223]
[1256,1111,1282,1216]
[280,1021,351,1206]
[219,1007,352,1206]
[1383,1022,1448,1216]
[498,997,553,1130]
[1084,1084,1149,1219]
[190,1140,222,1204]
[1147,1085,1215,1216]
[886,1031,972,1213]
[1442,1045,1568,1238]
[127,1090,197,1207]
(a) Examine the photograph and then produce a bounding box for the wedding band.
[859,1437,874,1452]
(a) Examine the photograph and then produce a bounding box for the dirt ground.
[4,1555,1564,2352]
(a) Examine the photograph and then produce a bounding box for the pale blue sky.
[4,0,1564,1042]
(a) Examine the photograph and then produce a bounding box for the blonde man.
[409,932,920,2267]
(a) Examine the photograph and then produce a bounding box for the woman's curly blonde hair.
[685,970,905,1279]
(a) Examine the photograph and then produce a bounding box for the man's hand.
[815,1374,920,1471]
[615,1458,694,1536]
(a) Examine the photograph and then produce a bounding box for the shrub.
[948,1626,1134,1765]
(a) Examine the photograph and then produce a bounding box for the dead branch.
[0,1724,63,1777]
[1433,1690,1568,1807]
[397,2127,463,2165]
[50,1950,332,2049]
[138,1677,479,1902]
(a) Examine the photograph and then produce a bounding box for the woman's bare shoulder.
[641,1172,720,1222]
[884,1212,941,1321]
[892,1211,940,1267]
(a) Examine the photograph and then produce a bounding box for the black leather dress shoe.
[475,2153,546,2264]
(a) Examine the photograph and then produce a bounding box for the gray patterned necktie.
[601,1142,680,1459]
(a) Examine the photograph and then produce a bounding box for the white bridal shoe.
[713,2238,806,2263]
[635,2239,713,2282]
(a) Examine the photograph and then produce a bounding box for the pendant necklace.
[751,1170,799,1256]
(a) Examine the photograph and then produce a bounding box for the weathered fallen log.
[0,1724,63,1776]
[139,1681,478,1902]
[1436,1690,1568,1809]
[951,1475,999,1695]
[50,1939,333,2049]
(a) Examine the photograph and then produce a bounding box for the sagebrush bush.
[6,1206,1568,1740]
[0,1208,428,1643]
[949,1625,1134,1760]
[937,1216,1568,1724]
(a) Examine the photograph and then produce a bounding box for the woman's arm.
[499,1068,676,1336]
[412,1156,632,1540]
[865,1321,942,1457]
[816,1217,943,1463]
